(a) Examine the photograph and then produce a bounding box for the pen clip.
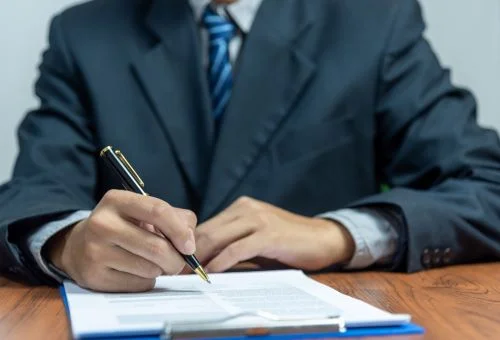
[114,150,145,188]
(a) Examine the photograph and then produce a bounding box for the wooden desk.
[0,263,499,339]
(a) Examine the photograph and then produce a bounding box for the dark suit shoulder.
[53,0,151,52]
[296,0,417,62]
[57,0,147,24]
[311,0,419,30]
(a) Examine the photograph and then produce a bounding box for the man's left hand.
[194,197,355,273]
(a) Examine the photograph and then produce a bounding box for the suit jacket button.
[432,249,442,266]
[443,248,452,264]
[421,249,432,268]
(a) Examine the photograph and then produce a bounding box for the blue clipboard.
[60,287,424,339]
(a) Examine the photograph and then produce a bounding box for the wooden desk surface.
[0,263,499,340]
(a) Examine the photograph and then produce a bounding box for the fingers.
[138,208,196,239]
[60,191,200,293]
[102,245,163,279]
[93,269,157,293]
[138,221,160,235]
[195,197,266,264]
[175,208,197,231]
[100,190,196,255]
[205,235,264,273]
[195,219,255,264]
[103,215,186,275]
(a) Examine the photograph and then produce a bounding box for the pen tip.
[194,267,211,284]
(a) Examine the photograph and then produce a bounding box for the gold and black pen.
[100,146,210,284]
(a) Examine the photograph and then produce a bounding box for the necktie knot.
[202,6,236,44]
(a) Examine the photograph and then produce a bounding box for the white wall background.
[421,0,500,129]
[0,0,499,183]
[0,1,85,183]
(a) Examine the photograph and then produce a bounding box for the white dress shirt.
[27,0,398,282]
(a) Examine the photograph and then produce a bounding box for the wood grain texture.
[314,263,500,339]
[0,263,499,340]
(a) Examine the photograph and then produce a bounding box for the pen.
[100,146,211,284]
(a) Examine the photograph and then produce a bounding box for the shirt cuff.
[26,210,92,282]
[317,208,399,269]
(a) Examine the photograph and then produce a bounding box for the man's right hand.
[45,190,197,292]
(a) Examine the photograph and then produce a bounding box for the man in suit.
[1,0,499,292]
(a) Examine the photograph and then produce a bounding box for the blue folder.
[60,287,424,339]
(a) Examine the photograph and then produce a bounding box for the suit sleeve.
[348,0,500,272]
[0,14,98,284]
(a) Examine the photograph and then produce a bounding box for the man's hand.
[46,190,197,292]
[195,197,355,273]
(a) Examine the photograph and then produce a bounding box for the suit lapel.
[131,0,213,198]
[202,0,317,218]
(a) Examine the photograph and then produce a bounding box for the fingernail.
[184,231,196,254]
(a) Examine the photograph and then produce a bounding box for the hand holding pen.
[45,147,209,293]
[100,146,210,283]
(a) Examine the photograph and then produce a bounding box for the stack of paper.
[62,270,413,338]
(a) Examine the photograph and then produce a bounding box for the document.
[63,270,411,338]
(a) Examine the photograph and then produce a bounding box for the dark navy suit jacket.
[1,0,499,284]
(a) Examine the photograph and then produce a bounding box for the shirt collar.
[188,0,263,33]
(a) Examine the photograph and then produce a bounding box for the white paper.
[63,270,410,338]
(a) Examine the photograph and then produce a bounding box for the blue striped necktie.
[202,6,236,120]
